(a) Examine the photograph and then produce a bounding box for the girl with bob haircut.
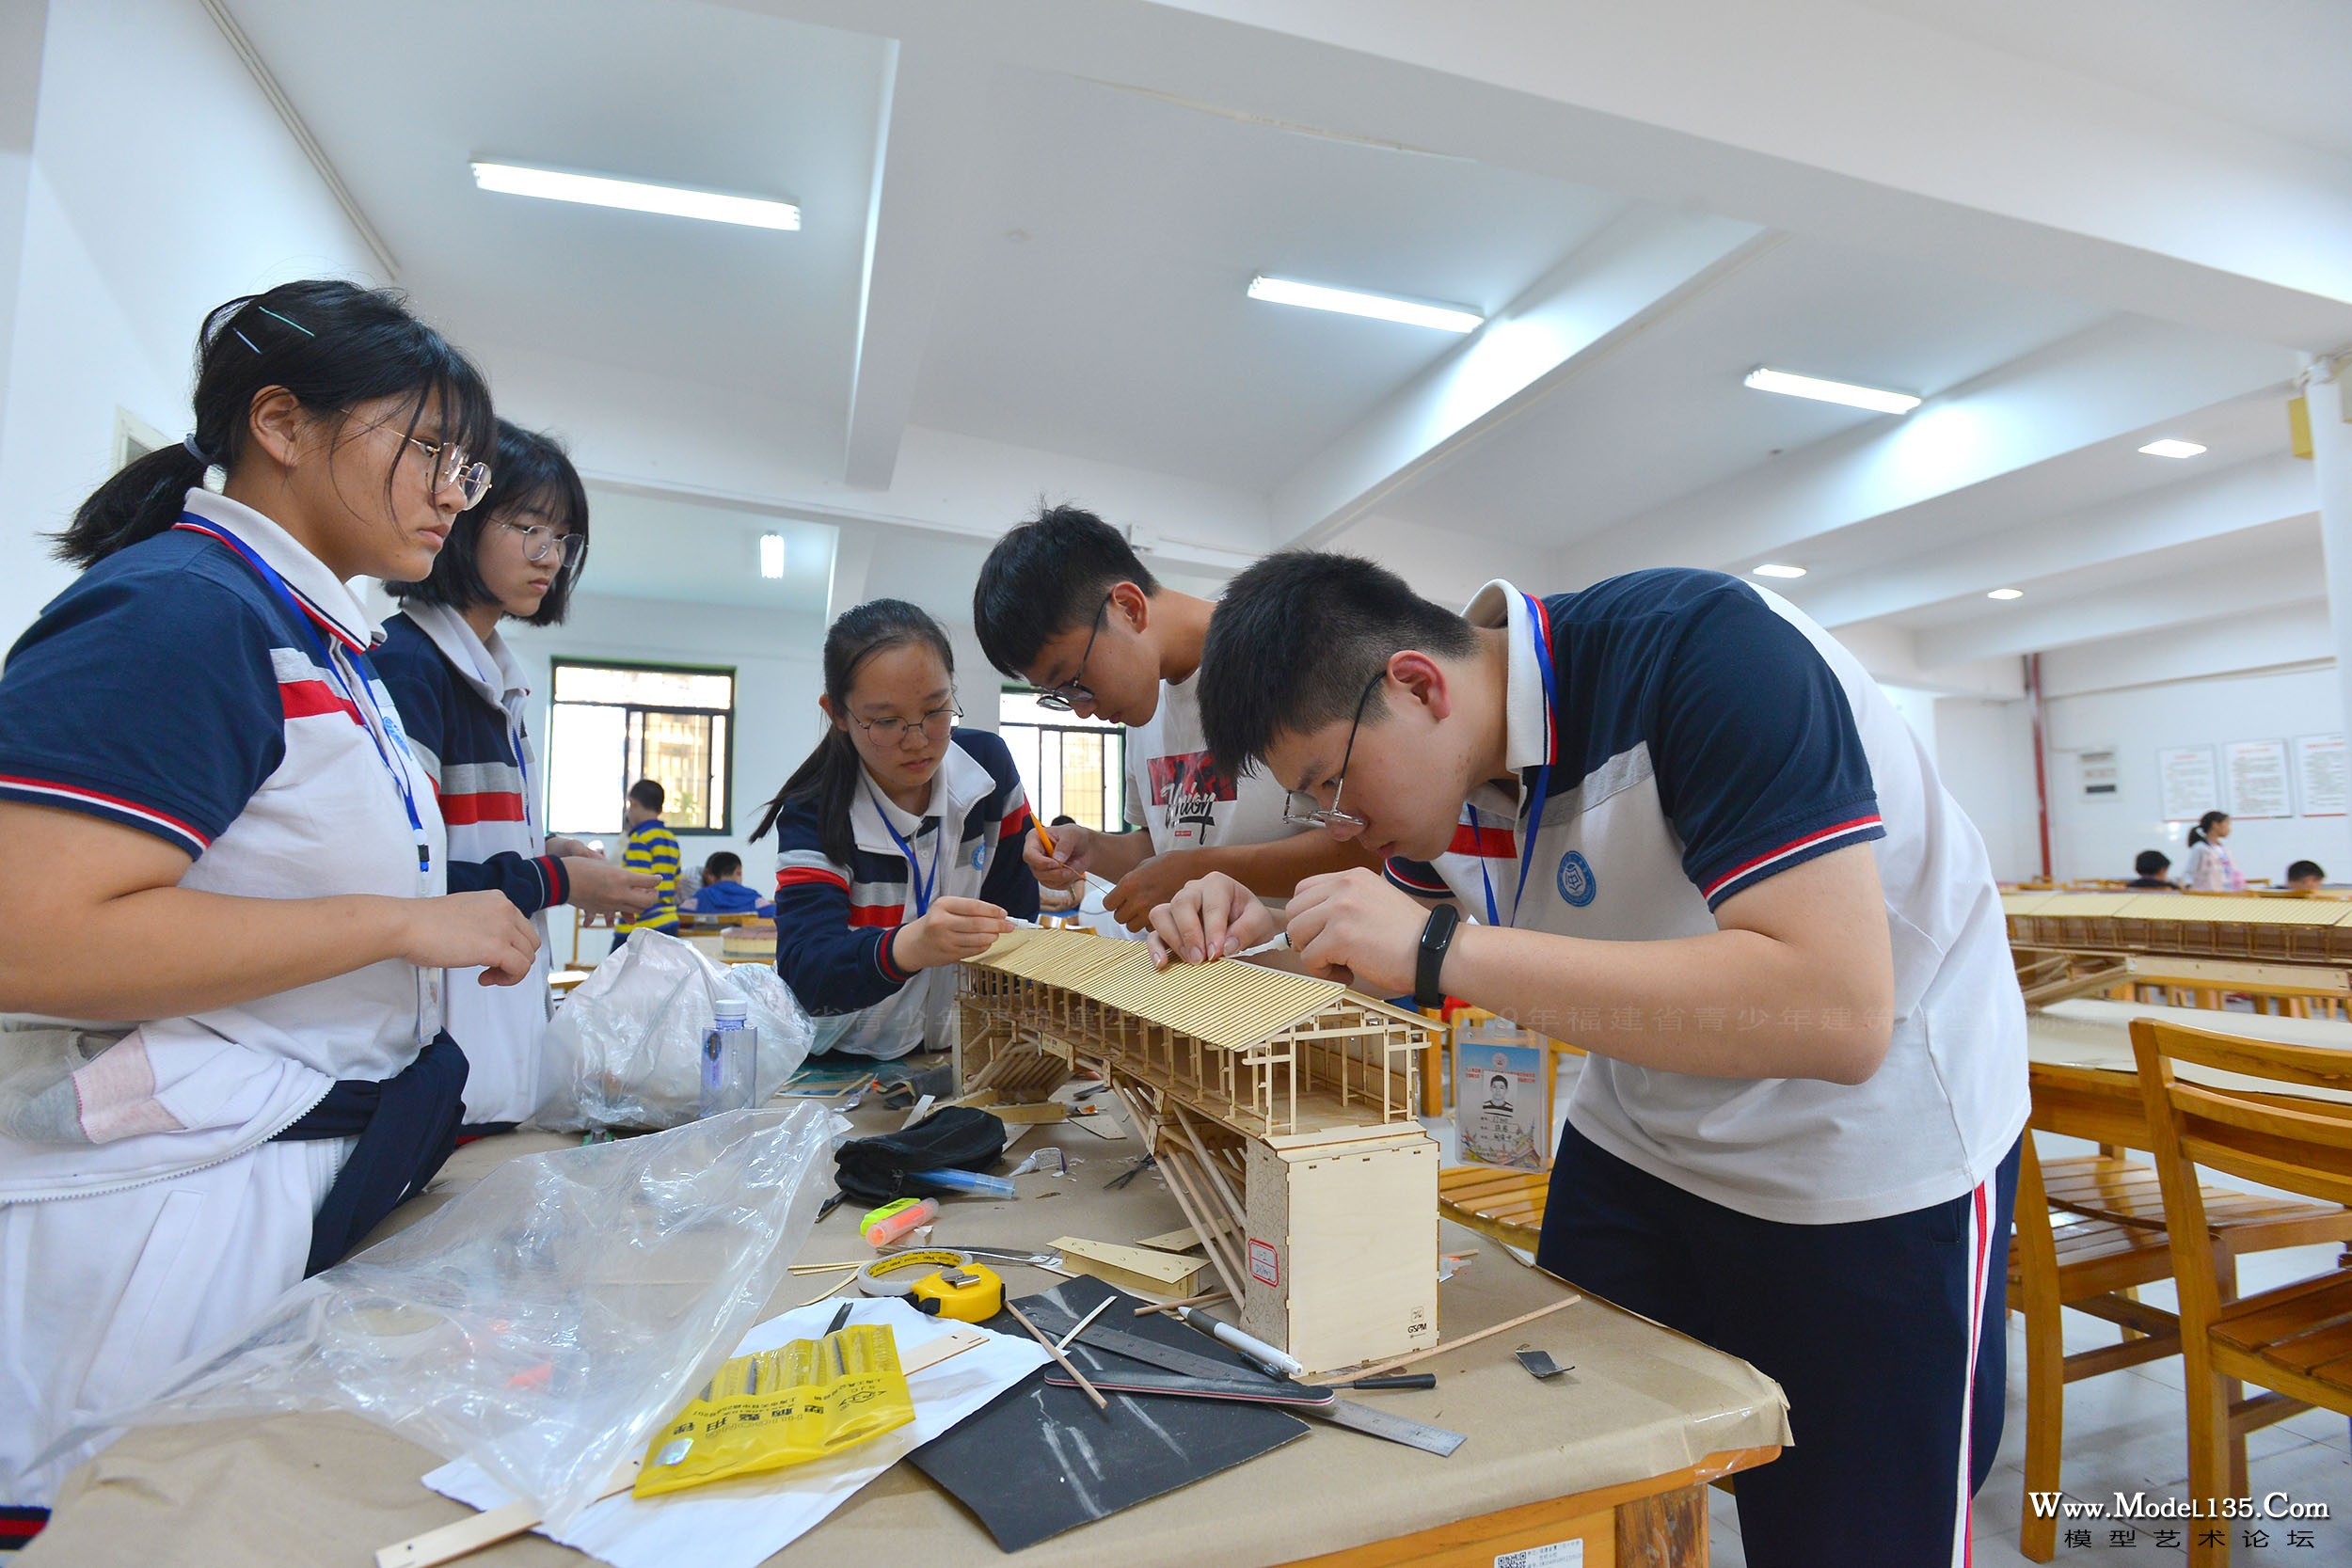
[0,280,540,1511]
[375,420,657,1130]
[753,599,1039,1059]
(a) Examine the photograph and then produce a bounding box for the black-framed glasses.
[498,519,584,567]
[851,701,962,747]
[1281,668,1385,832]
[1032,596,1111,713]
[358,417,493,509]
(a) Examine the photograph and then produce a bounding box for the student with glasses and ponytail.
[374,419,660,1131]
[751,600,1040,1061]
[0,280,542,1517]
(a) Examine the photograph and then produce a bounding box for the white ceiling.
[211,0,2346,691]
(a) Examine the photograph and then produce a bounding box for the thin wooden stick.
[1109,1080,1241,1305]
[1353,1293,1583,1378]
[1004,1301,1108,1412]
[1134,1289,1229,1317]
[1156,1148,1248,1307]
[787,1260,863,1275]
[1170,1103,1248,1230]
[791,1273,857,1310]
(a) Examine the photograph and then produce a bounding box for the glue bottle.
[701,998,756,1118]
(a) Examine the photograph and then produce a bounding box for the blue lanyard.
[1511,593,1557,920]
[869,788,941,918]
[1473,823,1503,927]
[181,518,432,876]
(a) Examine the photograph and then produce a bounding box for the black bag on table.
[833,1105,1008,1204]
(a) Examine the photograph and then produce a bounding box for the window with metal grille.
[547,660,734,835]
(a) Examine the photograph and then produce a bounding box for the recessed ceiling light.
[1987,588,2025,601]
[759,533,786,579]
[2137,438,2206,459]
[1751,563,1807,579]
[471,161,800,230]
[1247,276,1482,334]
[1743,367,1922,416]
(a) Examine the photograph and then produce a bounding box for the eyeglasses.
[358,417,493,509]
[498,519,584,567]
[1280,669,1386,832]
[851,702,961,747]
[1032,596,1110,713]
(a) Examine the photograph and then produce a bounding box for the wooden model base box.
[1243,1129,1439,1375]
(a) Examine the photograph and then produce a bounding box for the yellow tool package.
[633,1323,915,1497]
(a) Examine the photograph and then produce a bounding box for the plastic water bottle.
[701,999,757,1118]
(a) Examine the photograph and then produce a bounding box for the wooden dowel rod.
[1158,1148,1248,1307]
[1135,1290,1229,1317]
[1170,1102,1248,1231]
[1354,1293,1582,1378]
[1005,1301,1109,1412]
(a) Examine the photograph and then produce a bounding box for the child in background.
[686,851,774,917]
[613,780,680,947]
[2183,811,2243,892]
[2287,859,2328,892]
[2124,849,2176,890]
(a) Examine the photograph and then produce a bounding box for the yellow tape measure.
[855,1249,1005,1323]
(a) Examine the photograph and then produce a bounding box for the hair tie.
[182,433,213,465]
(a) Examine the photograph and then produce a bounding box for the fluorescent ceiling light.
[1986,587,2025,601]
[471,161,800,230]
[1247,276,1481,334]
[1743,367,1921,416]
[1750,563,1807,579]
[758,532,786,579]
[2137,438,2206,459]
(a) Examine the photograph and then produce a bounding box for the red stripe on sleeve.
[1447,823,1517,858]
[437,791,529,825]
[848,902,907,927]
[277,678,362,722]
[776,866,850,894]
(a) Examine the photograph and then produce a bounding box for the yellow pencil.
[1032,818,1056,855]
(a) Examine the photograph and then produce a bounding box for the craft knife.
[1024,1305,1468,1458]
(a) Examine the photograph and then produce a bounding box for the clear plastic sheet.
[75,1104,836,1530]
[539,930,813,1132]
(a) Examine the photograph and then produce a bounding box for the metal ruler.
[1025,1306,1468,1458]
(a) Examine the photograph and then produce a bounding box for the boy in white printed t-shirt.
[1147,551,2029,1568]
[972,507,1374,928]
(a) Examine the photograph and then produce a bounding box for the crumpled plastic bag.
[538,930,813,1132]
[69,1105,836,1530]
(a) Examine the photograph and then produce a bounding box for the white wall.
[2043,664,2350,886]
[0,0,380,654]
[1934,696,2042,883]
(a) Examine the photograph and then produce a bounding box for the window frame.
[998,684,1136,835]
[548,657,738,837]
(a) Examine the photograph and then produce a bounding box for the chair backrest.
[2130,1016,2352,1324]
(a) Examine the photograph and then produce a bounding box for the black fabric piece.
[831,1105,1006,1205]
[273,1032,469,1275]
[909,1276,1307,1551]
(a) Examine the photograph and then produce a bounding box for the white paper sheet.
[423,1298,1046,1568]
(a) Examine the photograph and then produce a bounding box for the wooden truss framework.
[958,927,1426,1143]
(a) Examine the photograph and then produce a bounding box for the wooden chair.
[2131,1017,2352,1567]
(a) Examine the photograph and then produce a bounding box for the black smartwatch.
[1414,903,1462,1010]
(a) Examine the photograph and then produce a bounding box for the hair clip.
[255,305,316,338]
[182,433,211,463]
[232,328,261,354]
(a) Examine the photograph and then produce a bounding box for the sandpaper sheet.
[907,1276,1307,1551]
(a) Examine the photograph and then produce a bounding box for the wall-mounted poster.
[2224,738,2293,820]
[2296,734,2346,818]
[2077,747,2119,800]
[2157,744,2219,823]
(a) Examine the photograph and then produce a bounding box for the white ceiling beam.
[1552,318,2297,587]
[1915,546,2324,668]
[726,0,2352,346]
[842,41,982,489]
[1797,454,2318,628]
[2040,601,2335,701]
[1820,620,2023,701]
[1268,208,1770,548]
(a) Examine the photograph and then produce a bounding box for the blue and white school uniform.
[1383,574,2029,1567]
[375,604,568,1127]
[770,730,1039,1059]
[0,489,461,1508]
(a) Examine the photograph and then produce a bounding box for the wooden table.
[2028,999,2352,1148]
[28,1094,1786,1568]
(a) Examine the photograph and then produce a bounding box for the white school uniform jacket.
[1382,574,2029,1227]
[374,603,563,1125]
[771,731,1040,1059]
[0,489,449,1505]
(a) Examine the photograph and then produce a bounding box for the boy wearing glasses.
[972,507,1373,929]
[1148,552,2027,1568]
